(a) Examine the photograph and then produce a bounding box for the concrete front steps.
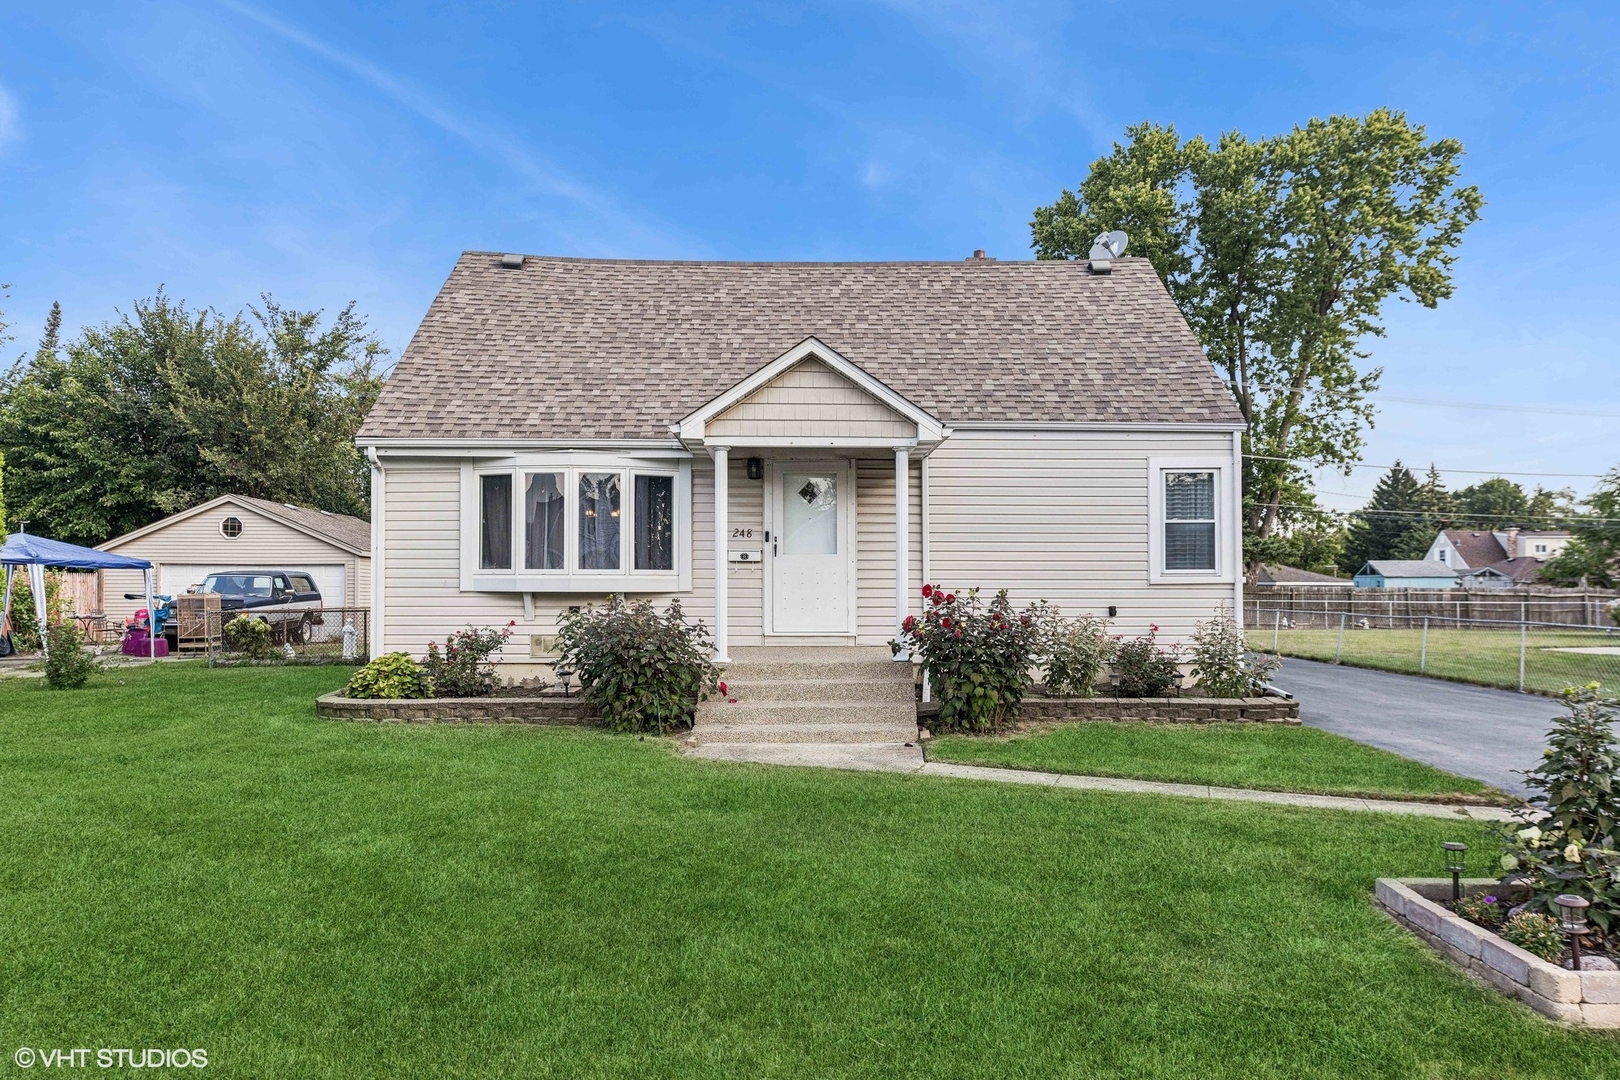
[692,646,918,745]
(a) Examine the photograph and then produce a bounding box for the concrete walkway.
[1272,658,1558,796]
[683,742,1517,820]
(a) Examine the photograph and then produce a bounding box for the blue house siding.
[1352,572,1459,589]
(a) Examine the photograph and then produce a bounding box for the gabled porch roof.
[676,337,946,450]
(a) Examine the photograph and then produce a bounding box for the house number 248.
[731,527,755,538]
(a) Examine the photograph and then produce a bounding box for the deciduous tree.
[1032,110,1483,572]
[0,293,385,544]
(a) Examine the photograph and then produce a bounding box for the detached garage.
[98,495,371,623]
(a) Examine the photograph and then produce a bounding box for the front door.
[769,462,852,634]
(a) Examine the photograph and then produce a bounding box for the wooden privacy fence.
[1246,585,1620,628]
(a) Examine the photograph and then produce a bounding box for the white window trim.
[460,453,692,593]
[1147,456,1234,584]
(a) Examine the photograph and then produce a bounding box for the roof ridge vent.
[499,253,525,270]
[1088,230,1128,274]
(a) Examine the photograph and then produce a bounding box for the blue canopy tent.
[1,534,156,660]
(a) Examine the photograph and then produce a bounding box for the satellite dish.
[1087,230,1129,263]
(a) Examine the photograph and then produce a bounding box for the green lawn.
[3,664,1617,1078]
[1250,626,1620,695]
[928,721,1503,802]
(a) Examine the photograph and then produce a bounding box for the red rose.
[932,593,943,605]
[944,593,955,603]
[922,584,933,598]
[1020,616,1031,626]
[954,629,962,639]
[508,620,516,626]
[1150,624,1159,633]
[941,617,952,629]
[719,680,728,695]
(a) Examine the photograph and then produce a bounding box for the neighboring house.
[98,495,372,622]
[1459,556,1545,590]
[1255,565,1346,587]
[1352,560,1460,589]
[357,252,1247,677]
[1424,527,1570,569]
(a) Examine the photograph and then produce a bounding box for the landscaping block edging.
[920,694,1300,725]
[1375,877,1620,1027]
[316,691,599,725]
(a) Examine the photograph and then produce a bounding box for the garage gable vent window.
[220,516,243,539]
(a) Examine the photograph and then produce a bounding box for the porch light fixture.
[1555,894,1591,969]
[746,457,763,481]
[1442,841,1468,901]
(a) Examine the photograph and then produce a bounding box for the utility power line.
[1244,452,1608,480]
[1240,382,1620,419]
[1271,502,1620,527]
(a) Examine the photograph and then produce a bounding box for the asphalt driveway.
[1270,658,1560,796]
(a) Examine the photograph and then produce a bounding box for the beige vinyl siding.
[102,505,364,621]
[356,557,373,608]
[708,359,916,440]
[925,430,1236,642]
[379,457,773,660]
[855,457,923,644]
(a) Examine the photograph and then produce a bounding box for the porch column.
[712,445,730,663]
[894,446,910,659]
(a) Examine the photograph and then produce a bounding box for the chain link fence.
[206,608,369,667]
[1247,604,1620,697]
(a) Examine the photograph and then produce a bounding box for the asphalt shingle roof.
[1442,530,1508,569]
[233,496,371,554]
[359,253,1244,441]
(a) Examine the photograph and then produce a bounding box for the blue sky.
[1,2,1617,508]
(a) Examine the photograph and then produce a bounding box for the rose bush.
[424,622,515,698]
[1043,612,1115,697]
[1190,611,1280,698]
[894,585,1045,733]
[1113,627,1182,697]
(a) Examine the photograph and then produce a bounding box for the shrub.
[44,622,98,690]
[424,623,515,698]
[224,614,273,660]
[557,597,719,734]
[9,573,66,653]
[1043,612,1115,697]
[1454,892,1505,928]
[1500,912,1564,963]
[345,653,433,699]
[1190,611,1280,698]
[1498,684,1620,933]
[1113,627,1181,697]
[895,585,1045,733]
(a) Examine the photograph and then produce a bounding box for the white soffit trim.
[677,336,946,445]
[948,421,1247,434]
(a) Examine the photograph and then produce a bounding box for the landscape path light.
[1442,841,1468,901]
[553,660,574,698]
[1555,894,1591,970]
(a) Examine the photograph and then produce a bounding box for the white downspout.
[712,445,730,663]
[368,446,385,658]
[1232,429,1244,627]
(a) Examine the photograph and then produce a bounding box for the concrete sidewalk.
[683,741,1517,820]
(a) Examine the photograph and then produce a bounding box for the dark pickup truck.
[200,571,325,643]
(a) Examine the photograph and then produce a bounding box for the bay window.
[466,454,690,592]
[479,473,512,570]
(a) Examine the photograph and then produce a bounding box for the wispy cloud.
[215,0,691,253]
[871,0,1116,144]
[0,84,20,151]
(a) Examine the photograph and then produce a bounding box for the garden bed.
[1376,878,1620,1026]
[316,690,599,724]
[919,692,1299,725]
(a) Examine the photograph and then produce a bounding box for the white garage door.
[161,564,347,607]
